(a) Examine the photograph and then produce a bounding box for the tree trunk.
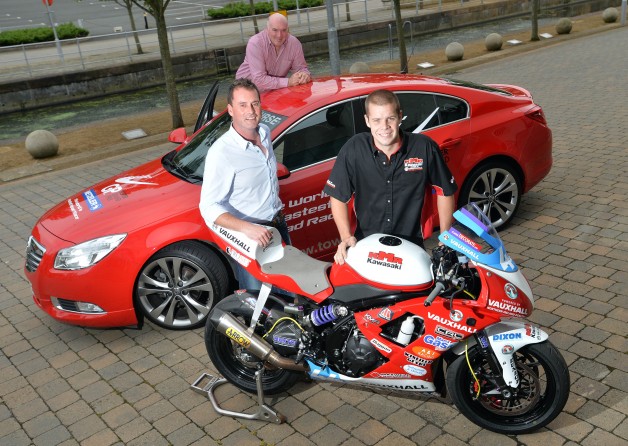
[530,0,540,41]
[124,1,144,54]
[393,0,408,73]
[345,2,351,22]
[154,14,184,128]
[249,0,259,34]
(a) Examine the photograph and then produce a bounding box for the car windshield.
[166,110,288,181]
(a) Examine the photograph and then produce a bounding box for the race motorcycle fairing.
[200,203,570,435]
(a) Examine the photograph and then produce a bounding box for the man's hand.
[334,236,357,265]
[241,222,274,248]
[288,70,311,87]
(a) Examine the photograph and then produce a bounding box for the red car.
[24,74,552,330]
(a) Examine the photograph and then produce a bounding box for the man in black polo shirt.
[323,89,457,264]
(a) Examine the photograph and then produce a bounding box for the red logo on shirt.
[326,179,336,188]
[404,158,423,171]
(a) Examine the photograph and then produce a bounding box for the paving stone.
[548,412,594,442]
[576,400,625,431]
[581,427,628,446]
[310,422,351,446]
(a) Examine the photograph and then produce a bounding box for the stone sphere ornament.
[349,61,370,73]
[556,18,573,34]
[485,33,503,51]
[25,130,59,159]
[602,7,618,23]
[445,42,464,61]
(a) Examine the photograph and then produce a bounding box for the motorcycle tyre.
[204,312,302,395]
[446,341,570,435]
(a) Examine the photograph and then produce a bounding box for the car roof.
[259,73,458,117]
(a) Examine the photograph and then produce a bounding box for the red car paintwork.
[24,74,552,328]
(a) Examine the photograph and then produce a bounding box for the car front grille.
[51,297,80,312]
[25,236,46,272]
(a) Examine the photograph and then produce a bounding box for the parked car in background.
[25,74,552,330]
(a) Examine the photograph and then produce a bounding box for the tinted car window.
[274,101,355,171]
[435,95,468,124]
[397,93,440,133]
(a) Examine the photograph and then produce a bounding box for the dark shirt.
[323,131,457,245]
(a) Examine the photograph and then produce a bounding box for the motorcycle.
[200,203,569,435]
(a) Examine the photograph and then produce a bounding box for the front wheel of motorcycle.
[204,313,302,395]
[446,341,570,435]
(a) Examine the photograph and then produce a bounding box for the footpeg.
[190,369,286,424]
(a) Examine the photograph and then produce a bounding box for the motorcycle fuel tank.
[345,234,433,287]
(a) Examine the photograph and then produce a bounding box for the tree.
[392,0,408,73]
[106,0,144,54]
[530,0,540,41]
[131,0,184,129]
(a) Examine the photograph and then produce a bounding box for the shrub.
[0,23,89,47]
[207,0,324,20]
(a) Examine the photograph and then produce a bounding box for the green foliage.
[207,0,324,20]
[0,23,89,47]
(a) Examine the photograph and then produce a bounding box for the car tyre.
[458,161,522,229]
[135,241,229,330]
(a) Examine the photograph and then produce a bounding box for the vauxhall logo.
[428,312,477,333]
[218,227,251,252]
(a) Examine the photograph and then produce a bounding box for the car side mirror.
[168,128,188,144]
[277,162,291,180]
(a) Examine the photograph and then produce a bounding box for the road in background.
[0,0,221,36]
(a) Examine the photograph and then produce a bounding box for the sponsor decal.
[502,344,514,354]
[235,289,247,295]
[447,237,480,260]
[369,372,411,379]
[366,382,429,391]
[423,335,456,351]
[225,327,251,348]
[216,226,251,253]
[82,189,103,212]
[428,312,476,334]
[378,307,393,321]
[492,333,522,342]
[525,324,542,340]
[272,335,298,347]
[404,157,424,171]
[435,325,464,340]
[504,283,518,299]
[411,347,437,360]
[371,338,392,354]
[363,314,380,325]
[67,199,81,220]
[325,179,335,189]
[102,184,123,194]
[367,251,403,270]
[449,227,483,252]
[450,310,464,322]
[477,333,490,349]
[226,246,251,267]
[488,299,529,316]
[403,364,427,377]
[404,352,433,366]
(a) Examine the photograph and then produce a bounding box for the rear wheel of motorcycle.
[204,313,302,395]
[446,341,570,435]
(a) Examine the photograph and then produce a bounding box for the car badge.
[502,344,514,354]
[450,309,463,322]
[504,283,518,299]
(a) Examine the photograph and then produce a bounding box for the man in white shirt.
[199,78,289,290]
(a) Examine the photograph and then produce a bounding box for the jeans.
[235,216,291,292]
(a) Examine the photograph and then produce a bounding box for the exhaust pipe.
[211,309,307,372]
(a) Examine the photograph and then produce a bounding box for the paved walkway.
[0,26,627,446]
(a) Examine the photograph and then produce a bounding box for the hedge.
[208,0,324,20]
[0,23,89,47]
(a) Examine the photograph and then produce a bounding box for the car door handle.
[440,138,462,149]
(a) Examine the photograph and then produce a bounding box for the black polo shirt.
[323,131,457,245]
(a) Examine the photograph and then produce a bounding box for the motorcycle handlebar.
[424,281,446,307]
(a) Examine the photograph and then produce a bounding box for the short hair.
[228,78,260,105]
[365,89,401,116]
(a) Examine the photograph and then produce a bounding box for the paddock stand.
[190,363,286,424]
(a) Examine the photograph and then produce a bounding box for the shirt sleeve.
[426,138,457,196]
[245,38,289,91]
[288,38,310,75]
[199,146,234,227]
[323,140,354,203]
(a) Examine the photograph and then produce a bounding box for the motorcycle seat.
[261,246,332,296]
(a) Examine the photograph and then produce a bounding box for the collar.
[371,132,405,158]
[228,124,269,152]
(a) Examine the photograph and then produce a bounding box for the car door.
[274,100,358,259]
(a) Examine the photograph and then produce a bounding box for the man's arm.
[330,197,356,265]
[214,213,274,248]
[436,194,456,234]
[245,40,289,91]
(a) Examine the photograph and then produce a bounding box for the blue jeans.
[235,217,291,292]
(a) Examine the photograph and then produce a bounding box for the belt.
[260,210,285,228]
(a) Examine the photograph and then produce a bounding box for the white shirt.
[199,123,282,226]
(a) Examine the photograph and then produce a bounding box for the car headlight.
[54,234,127,270]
